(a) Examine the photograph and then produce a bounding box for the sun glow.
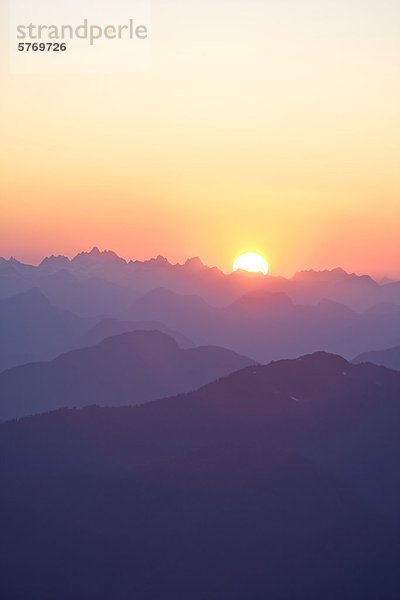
[233,253,269,276]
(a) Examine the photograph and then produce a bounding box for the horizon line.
[1,246,396,283]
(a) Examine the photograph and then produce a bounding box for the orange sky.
[1,0,400,277]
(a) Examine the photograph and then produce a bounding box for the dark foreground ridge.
[1,352,400,599]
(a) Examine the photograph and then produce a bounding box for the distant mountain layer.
[124,287,400,362]
[0,289,195,373]
[353,345,400,371]
[0,288,90,372]
[0,256,138,317]
[0,330,255,421]
[2,283,400,372]
[2,248,400,366]
[2,352,400,599]
[2,248,400,311]
[72,317,193,351]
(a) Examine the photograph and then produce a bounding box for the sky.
[1,0,400,277]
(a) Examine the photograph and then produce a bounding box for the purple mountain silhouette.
[2,249,400,310]
[353,345,400,371]
[0,330,255,420]
[1,352,399,599]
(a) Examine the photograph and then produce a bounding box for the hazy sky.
[1,0,399,276]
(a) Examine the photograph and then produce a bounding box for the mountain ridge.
[353,345,400,371]
[3,249,400,311]
[0,329,256,421]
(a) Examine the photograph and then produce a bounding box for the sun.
[233,252,269,275]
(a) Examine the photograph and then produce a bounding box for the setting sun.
[233,253,269,276]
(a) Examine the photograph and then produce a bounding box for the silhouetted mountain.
[126,287,215,341]
[72,318,193,350]
[38,271,138,317]
[126,288,400,361]
[0,257,38,298]
[293,267,374,284]
[72,246,127,270]
[39,254,70,273]
[2,251,400,364]
[3,352,400,519]
[0,330,255,420]
[353,345,400,371]
[2,352,400,599]
[2,250,400,311]
[184,256,206,270]
[0,289,190,373]
[3,268,400,367]
[0,256,138,317]
[0,289,90,372]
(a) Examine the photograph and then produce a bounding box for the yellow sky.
[1,0,400,277]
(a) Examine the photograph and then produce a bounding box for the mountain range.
[0,288,195,373]
[0,288,90,372]
[2,248,400,598]
[125,286,400,362]
[2,352,400,599]
[0,330,255,421]
[2,270,400,373]
[353,345,400,371]
[2,248,400,312]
